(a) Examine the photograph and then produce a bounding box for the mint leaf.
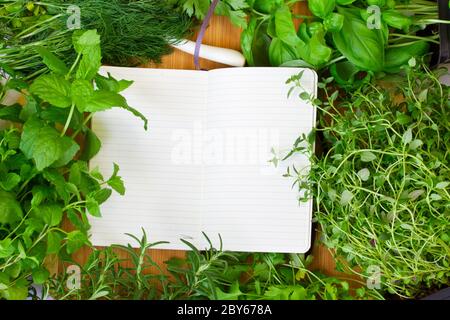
[86,195,101,217]
[0,104,22,122]
[76,45,101,81]
[0,173,21,191]
[19,96,37,122]
[83,90,127,112]
[66,230,88,254]
[0,284,28,300]
[80,128,101,161]
[71,79,94,111]
[35,203,63,227]
[107,163,125,195]
[73,30,101,54]
[73,30,102,81]
[43,169,70,204]
[29,74,71,108]
[69,162,83,186]
[51,136,80,168]
[92,188,112,205]
[41,106,82,129]
[35,46,69,75]
[46,231,63,254]
[95,73,133,93]
[0,190,23,224]
[121,104,148,130]
[0,238,15,258]
[32,267,50,285]
[20,117,66,171]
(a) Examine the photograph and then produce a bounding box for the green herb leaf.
[274,5,303,48]
[86,195,101,217]
[32,267,50,285]
[95,73,133,93]
[71,79,94,111]
[308,0,335,19]
[240,17,257,66]
[340,190,354,205]
[0,190,23,224]
[20,117,67,171]
[66,230,89,254]
[0,238,15,258]
[35,46,69,75]
[323,13,344,32]
[83,90,127,112]
[360,151,376,162]
[29,74,72,108]
[269,38,297,66]
[357,168,370,181]
[107,163,125,195]
[73,30,102,81]
[46,231,63,254]
[35,203,63,227]
[0,173,21,191]
[80,128,102,161]
[332,8,384,72]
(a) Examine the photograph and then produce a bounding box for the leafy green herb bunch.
[0,29,146,300]
[286,61,450,298]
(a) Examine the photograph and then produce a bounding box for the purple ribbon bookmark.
[194,0,220,70]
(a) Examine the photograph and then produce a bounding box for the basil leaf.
[382,10,412,31]
[254,0,283,14]
[240,16,257,66]
[384,41,429,74]
[323,13,344,32]
[252,22,272,66]
[269,38,297,66]
[308,0,335,19]
[32,267,50,285]
[274,4,303,47]
[303,32,332,67]
[332,8,385,72]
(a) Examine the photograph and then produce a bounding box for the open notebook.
[89,67,317,253]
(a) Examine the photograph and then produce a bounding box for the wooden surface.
[69,8,361,287]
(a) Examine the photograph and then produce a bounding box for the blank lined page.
[90,67,207,249]
[89,66,317,253]
[203,68,316,253]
